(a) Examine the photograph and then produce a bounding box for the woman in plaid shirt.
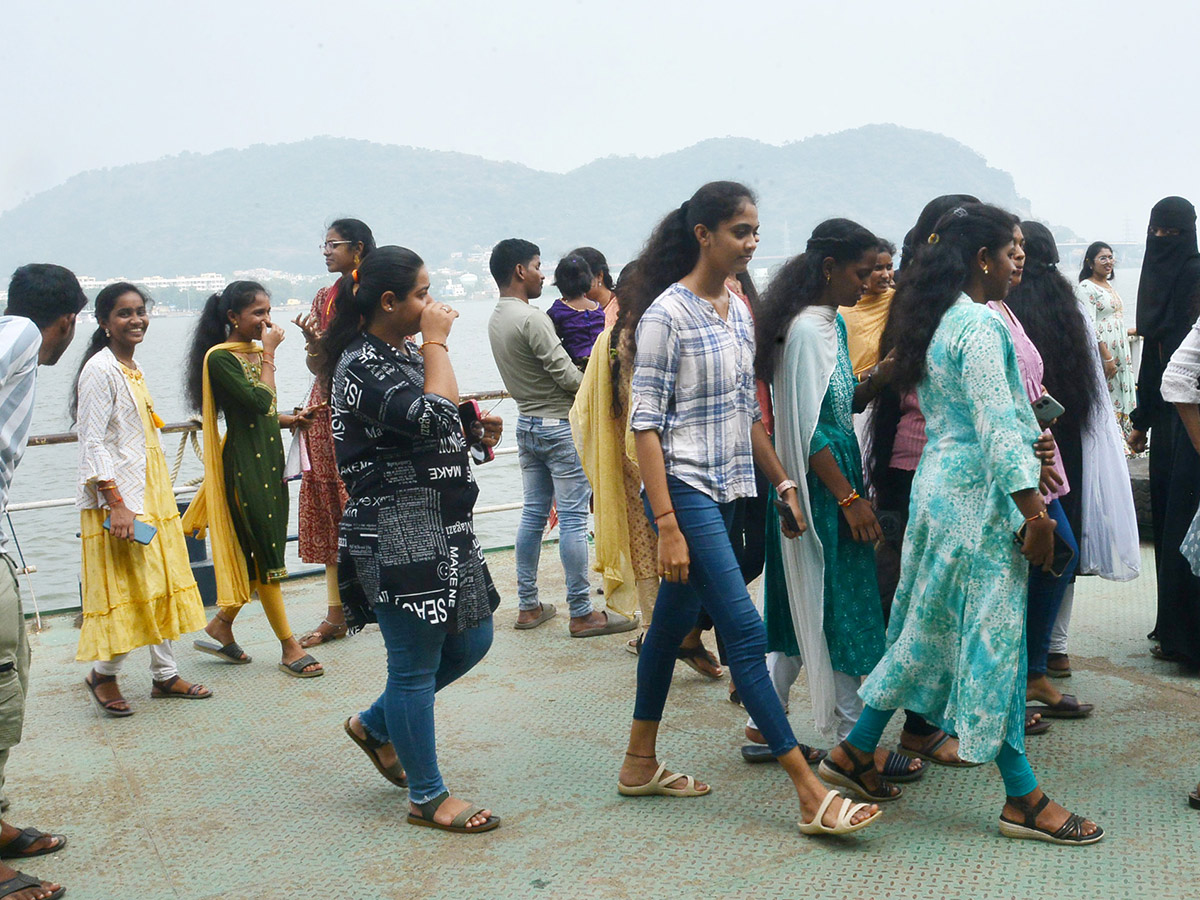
[614,181,882,836]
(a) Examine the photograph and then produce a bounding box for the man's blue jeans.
[359,604,494,805]
[515,416,592,618]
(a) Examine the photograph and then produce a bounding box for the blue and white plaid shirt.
[630,283,760,504]
[0,317,41,553]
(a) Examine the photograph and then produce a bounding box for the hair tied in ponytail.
[927,233,940,245]
[351,268,360,284]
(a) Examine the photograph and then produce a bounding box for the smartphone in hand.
[1031,393,1065,426]
[774,497,801,533]
[458,400,494,464]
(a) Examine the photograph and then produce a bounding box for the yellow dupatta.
[569,328,638,618]
[180,342,259,608]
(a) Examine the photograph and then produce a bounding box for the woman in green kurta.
[821,203,1102,845]
[182,281,323,678]
[748,220,918,785]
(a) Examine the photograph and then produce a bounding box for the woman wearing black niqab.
[1129,195,1200,666]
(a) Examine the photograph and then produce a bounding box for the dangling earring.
[825,273,831,284]
[354,254,361,266]
[982,264,989,275]
[104,329,110,338]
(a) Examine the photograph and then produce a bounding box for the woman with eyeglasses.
[1077,242,1135,440]
[294,219,375,648]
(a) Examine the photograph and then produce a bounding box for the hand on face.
[261,320,285,352]
[420,301,459,344]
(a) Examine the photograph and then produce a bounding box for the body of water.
[8,265,1146,614]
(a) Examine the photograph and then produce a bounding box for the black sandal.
[740,742,826,765]
[150,675,212,699]
[0,827,66,859]
[407,790,500,834]
[0,872,64,900]
[676,644,723,679]
[818,741,903,802]
[998,794,1104,845]
[343,718,407,787]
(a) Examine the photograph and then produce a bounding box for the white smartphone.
[1032,393,1065,426]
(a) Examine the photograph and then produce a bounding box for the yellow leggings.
[218,581,292,642]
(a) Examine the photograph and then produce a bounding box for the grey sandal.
[278,654,323,678]
[407,790,500,834]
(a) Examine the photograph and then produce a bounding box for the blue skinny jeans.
[359,604,494,805]
[1027,499,1078,676]
[635,476,798,757]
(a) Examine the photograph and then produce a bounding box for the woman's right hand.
[420,302,459,344]
[1128,428,1148,454]
[108,504,137,542]
[1102,356,1118,380]
[261,321,285,353]
[292,312,321,344]
[842,498,882,543]
[656,519,690,584]
[1020,515,1057,572]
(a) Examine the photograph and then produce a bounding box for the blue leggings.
[1026,499,1078,676]
[847,705,1038,797]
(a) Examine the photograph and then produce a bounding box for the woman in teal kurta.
[750,221,914,781]
[820,203,1102,845]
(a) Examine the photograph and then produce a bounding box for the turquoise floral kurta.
[764,314,885,676]
[859,297,1042,763]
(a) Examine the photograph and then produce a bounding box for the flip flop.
[278,654,323,678]
[1027,694,1093,719]
[618,762,710,797]
[899,730,979,768]
[999,794,1104,845]
[83,673,133,718]
[0,872,64,900]
[513,603,556,630]
[878,751,926,783]
[0,827,66,859]
[740,743,826,765]
[797,789,881,836]
[818,744,902,802]
[1025,712,1053,735]
[676,643,723,679]
[571,611,637,638]
[193,639,252,665]
[343,718,407,787]
[407,791,500,834]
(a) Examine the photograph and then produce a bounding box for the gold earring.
[354,254,361,266]
[982,265,989,275]
[825,273,831,284]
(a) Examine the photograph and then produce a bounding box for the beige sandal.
[797,789,881,835]
[618,762,710,797]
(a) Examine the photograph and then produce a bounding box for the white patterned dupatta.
[771,305,840,741]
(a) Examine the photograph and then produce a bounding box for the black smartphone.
[458,400,494,464]
[1012,523,1075,578]
[774,497,801,533]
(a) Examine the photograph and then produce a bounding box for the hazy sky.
[5,0,1198,241]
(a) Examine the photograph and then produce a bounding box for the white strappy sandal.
[618,762,711,797]
[797,789,881,835]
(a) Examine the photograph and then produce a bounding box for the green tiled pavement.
[8,544,1199,899]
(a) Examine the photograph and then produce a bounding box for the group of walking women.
[66,184,1200,844]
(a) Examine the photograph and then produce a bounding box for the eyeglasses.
[321,240,354,251]
[1095,254,1115,263]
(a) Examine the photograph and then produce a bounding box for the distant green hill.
[0,125,1033,278]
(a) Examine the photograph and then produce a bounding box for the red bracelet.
[654,509,676,523]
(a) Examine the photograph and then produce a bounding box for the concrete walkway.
[7,544,1199,899]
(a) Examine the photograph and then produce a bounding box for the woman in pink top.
[989,223,1093,721]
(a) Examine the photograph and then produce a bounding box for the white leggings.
[92,640,178,681]
[1049,583,1074,654]
[747,651,864,743]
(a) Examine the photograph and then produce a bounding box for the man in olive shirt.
[487,239,633,638]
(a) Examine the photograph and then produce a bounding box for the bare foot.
[413,795,493,830]
[347,714,400,770]
[1001,789,1100,838]
[281,637,322,674]
[618,754,709,794]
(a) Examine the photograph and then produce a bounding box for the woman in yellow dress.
[74,283,210,716]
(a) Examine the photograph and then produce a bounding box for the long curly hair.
[754,218,879,384]
[1006,221,1102,430]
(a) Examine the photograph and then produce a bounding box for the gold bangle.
[420,340,448,354]
[1024,509,1048,523]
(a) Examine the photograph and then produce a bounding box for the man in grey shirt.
[487,239,633,638]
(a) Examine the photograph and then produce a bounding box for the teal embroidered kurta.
[859,297,1042,763]
[764,314,885,676]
